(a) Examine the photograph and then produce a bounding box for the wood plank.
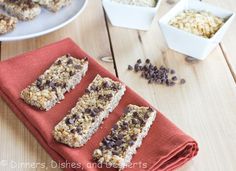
[0,0,113,170]
[107,0,236,170]
[203,0,236,81]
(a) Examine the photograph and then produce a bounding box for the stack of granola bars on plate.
[0,0,72,34]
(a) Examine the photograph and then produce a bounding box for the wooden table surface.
[0,0,236,170]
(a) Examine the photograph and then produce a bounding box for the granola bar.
[33,0,72,12]
[53,75,126,147]
[93,105,156,169]
[21,54,88,111]
[0,0,41,21]
[0,13,17,34]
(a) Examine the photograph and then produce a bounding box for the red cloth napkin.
[0,38,198,171]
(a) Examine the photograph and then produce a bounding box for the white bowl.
[102,0,162,30]
[159,0,235,60]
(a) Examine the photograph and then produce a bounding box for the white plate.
[0,0,87,41]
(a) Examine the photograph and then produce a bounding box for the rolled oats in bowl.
[169,10,225,38]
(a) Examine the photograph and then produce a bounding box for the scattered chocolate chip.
[128,65,133,70]
[66,54,71,57]
[127,59,185,87]
[180,79,186,84]
[84,57,88,61]
[145,59,150,63]
[170,69,175,74]
[172,76,177,81]
[137,59,142,64]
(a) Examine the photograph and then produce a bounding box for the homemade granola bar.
[93,105,156,169]
[0,0,41,21]
[0,13,17,34]
[21,54,88,111]
[33,0,72,12]
[53,75,126,147]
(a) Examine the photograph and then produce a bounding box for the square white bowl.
[103,0,162,30]
[159,0,235,60]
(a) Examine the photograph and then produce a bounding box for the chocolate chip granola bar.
[33,0,72,12]
[0,13,17,34]
[20,54,88,111]
[0,0,41,21]
[53,75,126,147]
[93,105,156,169]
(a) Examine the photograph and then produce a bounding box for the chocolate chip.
[131,134,137,141]
[66,118,74,125]
[129,140,134,146]
[103,81,109,88]
[70,129,76,133]
[76,127,82,133]
[85,88,90,93]
[112,124,118,130]
[36,78,42,87]
[172,76,177,81]
[148,107,153,112]
[133,112,138,117]
[67,58,73,64]
[128,65,133,70]
[74,65,82,69]
[85,108,91,113]
[56,60,61,65]
[115,140,123,146]
[69,71,75,76]
[132,118,139,124]
[144,113,149,119]
[90,110,97,117]
[66,54,71,57]
[170,69,175,74]
[137,59,142,64]
[145,59,150,63]
[112,151,119,155]
[180,79,186,84]
[117,134,123,140]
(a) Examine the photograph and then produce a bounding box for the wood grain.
[107,0,236,170]
[0,0,114,171]
[0,0,236,170]
[203,0,236,81]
